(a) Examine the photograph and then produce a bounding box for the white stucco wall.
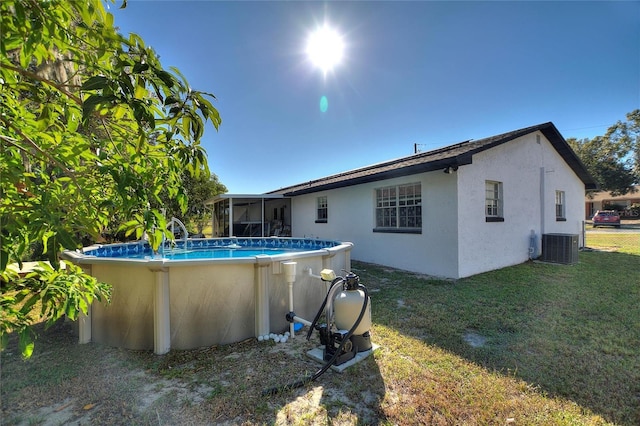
[457,131,586,278]
[290,173,460,278]
[288,131,586,279]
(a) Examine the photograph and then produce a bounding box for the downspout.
[540,167,545,235]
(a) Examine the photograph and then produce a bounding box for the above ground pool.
[62,237,353,354]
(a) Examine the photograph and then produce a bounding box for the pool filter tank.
[334,273,372,338]
[317,272,372,365]
[265,270,373,395]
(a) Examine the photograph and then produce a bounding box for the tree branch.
[0,128,76,177]
[0,63,83,105]
[1,123,105,214]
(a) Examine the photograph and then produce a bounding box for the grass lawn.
[2,250,639,425]
[585,232,640,255]
[363,250,639,425]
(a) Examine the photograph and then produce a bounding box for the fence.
[583,221,640,253]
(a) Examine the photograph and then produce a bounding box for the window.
[316,196,328,223]
[374,183,422,233]
[555,190,566,221]
[485,180,504,222]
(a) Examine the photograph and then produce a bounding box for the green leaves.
[18,329,35,358]
[1,262,112,358]
[1,0,221,357]
[568,109,639,196]
[81,75,109,91]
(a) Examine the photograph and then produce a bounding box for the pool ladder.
[164,217,189,255]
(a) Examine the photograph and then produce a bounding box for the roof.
[587,186,640,202]
[268,122,598,196]
[204,193,284,206]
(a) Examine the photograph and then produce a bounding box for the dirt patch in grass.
[463,331,487,348]
[1,318,386,425]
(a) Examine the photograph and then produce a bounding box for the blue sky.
[110,1,639,194]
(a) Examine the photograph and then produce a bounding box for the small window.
[374,183,422,233]
[316,196,328,223]
[556,190,566,221]
[485,181,504,222]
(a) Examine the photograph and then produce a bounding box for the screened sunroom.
[206,194,292,238]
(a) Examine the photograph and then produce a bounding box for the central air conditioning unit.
[541,234,579,265]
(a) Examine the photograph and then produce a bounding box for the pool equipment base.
[306,343,379,373]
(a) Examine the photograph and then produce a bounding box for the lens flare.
[319,96,329,113]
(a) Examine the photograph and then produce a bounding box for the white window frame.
[485,180,504,222]
[555,190,566,221]
[316,196,328,223]
[374,182,422,233]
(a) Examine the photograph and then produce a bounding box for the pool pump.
[313,271,372,365]
[286,269,372,365]
[264,269,373,396]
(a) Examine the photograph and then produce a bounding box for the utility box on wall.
[541,234,579,264]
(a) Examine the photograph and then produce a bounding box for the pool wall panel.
[169,264,255,349]
[90,264,155,350]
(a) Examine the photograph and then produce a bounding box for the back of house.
[265,122,595,278]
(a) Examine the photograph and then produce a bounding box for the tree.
[160,173,227,234]
[0,0,221,356]
[567,110,639,196]
[605,110,640,182]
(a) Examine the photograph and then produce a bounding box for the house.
[585,185,640,219]
[209,122,596,279]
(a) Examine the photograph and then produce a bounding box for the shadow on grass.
[258,349,388,424]
[1,318,388,425]
[3,252,637,424]
[354,252,640,426]
[0,320,157,425]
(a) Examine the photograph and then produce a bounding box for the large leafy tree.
[0,0,221,356]
[160,172,227,235]
[568,110,639,196]
[605,110,640,182]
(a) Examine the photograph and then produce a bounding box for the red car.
[592,210,621,228]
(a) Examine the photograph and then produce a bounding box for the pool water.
[81,238,343,261]
[130,247,302,260]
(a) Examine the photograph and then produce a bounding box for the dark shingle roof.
[268,122,597,196]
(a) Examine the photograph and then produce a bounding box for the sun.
[306,24,345,75]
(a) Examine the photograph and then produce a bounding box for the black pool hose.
[305,276,345,341]
[261,284,370,396]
